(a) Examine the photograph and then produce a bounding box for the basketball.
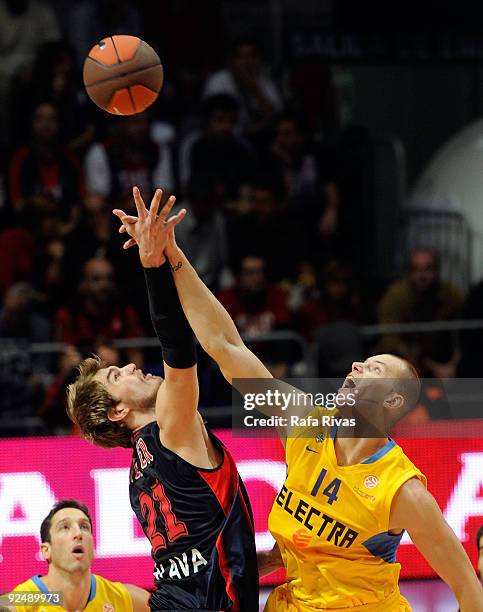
[83,35,163,115]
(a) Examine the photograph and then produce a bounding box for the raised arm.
[164,234,272,384]
[113,188,199,440]
[390,478,483,611]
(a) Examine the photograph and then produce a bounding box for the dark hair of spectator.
[202,94,239,122]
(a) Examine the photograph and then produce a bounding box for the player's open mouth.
[341,377,356,389]
[72,545,85,556]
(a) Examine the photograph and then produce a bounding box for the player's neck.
[334,436,389,466]
[129,408,156,432]
[42,568,92,611]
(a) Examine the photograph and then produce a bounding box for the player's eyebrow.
[106,367,116,384]
[364,359,386,368]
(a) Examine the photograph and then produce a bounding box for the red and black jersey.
[129,421,259,611]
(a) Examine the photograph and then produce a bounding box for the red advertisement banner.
[0,425,482,591]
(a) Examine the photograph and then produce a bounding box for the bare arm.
[114,189,200,441]
[123,583,150,612]
[390,478,483,611]
[258,541,284,578]
[165,242,272,384]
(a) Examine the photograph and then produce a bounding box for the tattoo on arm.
[171,261,182,272]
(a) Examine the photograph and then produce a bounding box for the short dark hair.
[477,526,483,550]
[40,500,93,544]
[202,94,239,120]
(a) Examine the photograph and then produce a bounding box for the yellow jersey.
[268,423,426,611]
[11,574,133,612]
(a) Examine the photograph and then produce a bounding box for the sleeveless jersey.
[11,574,132,611]
[268,422,426,610]
[129,421,258,611]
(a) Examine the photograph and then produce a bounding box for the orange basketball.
[83,35,163,115]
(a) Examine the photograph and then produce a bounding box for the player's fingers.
[112,208,128,219]
[123,238,137,250]
[166,208,187,229]
[160,195,177,219]
[149,188,163,218]
[133,186,148,219]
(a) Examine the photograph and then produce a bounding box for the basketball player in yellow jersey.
[257,356,483,611]
[115,189,483,611]
[9,500,149,612]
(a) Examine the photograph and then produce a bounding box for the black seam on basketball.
[111,36,122,64]
[85,62,162,89]
[127,87,137,113]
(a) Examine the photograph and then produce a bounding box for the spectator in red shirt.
[84,112,175,210]
[217,255,290,335]
[54,256,144,366]
[9,101,84,222]
[217,254,293,377]
[296,259,360,340]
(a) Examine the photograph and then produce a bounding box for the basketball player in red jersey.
[68,189,258,611]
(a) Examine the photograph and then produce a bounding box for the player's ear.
[383,392,404,411]
[107,402,130,422]
[40,542,51,564]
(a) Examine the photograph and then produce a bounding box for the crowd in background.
[1,0,482,436]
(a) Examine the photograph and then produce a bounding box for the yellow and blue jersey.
[267,421,426,611]
[12,573,133,611]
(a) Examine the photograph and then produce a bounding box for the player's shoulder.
[92,574,132,604]
[11,577,38,592]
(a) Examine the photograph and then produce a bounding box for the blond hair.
[67,355,132,448]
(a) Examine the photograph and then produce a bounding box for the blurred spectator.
[294,259,360,340]
[62,192,120,292]
[9,101,84,222]
[179,94,254,199]
[54,256,144,367]
[458,277,483,377]
[38,342,121,434]
[0,0,60,142]
[268,113,339,216]
[217,254,294,378]
[0,196,67,305]
[0,145,7,226]
[0,282,52,428]
[172,174,232,291]
[203,38,282,142]
[143,1,223,134]
[263,112,340,258]
[0,281,50,339]
[286,58,340,139]
[84,113,175,209]
[217,255,290,335]
[227,175,306,281]
[378,248,464,377]
[9,40,96,152]
[65,0,142,66]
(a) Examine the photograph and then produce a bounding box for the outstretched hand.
[113,187,186,267]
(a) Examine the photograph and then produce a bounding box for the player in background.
[67,188,258,611]
[115,190,483,611]
[9,499,148,612]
